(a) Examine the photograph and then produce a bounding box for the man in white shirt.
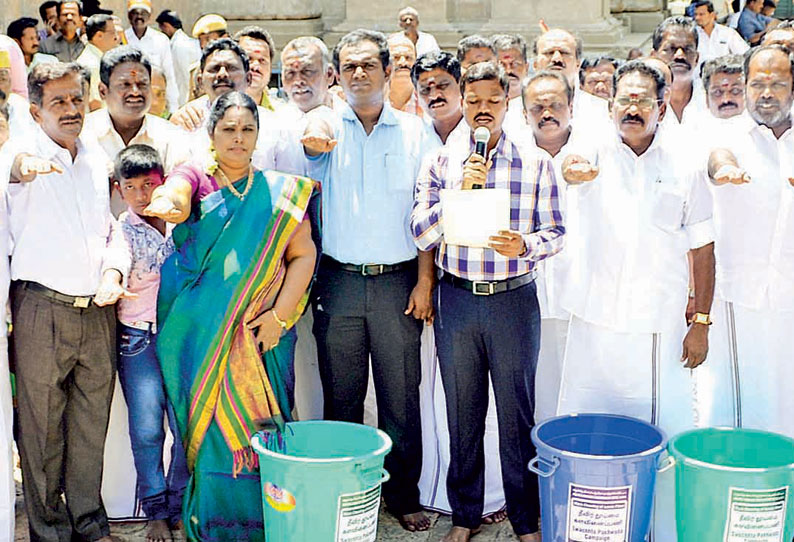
[578,55,619,100]
[4,61,127,542]
[533,28,610,132]
[702,45,794,435]
[76,14,120,111]
[559,62,715,541]
[693,0,749,64]
[83,46,190,215]
[412,51,467,148]
[493,34,530,134]
[456,35,496,74]
[123,0,178,113]
[234,26,281,111]
[651,16,708,129]
[558,60,715,437]
[6,17,58,72]
[280,36,336,116]
[396,6,440,58]
[155,10,199,108]
[702,54,745,120]
[170,38,305,175]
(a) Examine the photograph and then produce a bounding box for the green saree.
[157,167,318,542]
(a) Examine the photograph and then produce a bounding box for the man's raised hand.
[11,154,63,183]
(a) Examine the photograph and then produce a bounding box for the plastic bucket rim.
[251,420,393,464]
[669,426,794,473]
[531,413,668,462]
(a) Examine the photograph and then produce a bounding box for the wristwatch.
[690,312,712,326]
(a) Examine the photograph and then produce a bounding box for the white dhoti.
[293,310,323,420]
[557,316,699,542]
[534,317,569,424]
[698,299,794,436]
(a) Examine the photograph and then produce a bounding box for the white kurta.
[696,114,794,435]
[0,151,14,541]
[557,130,715,436]
[124,27,180,113]
[696,23,749,64]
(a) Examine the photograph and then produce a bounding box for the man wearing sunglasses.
[558,61,716,541]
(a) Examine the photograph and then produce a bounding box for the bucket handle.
[528,456,560,478]
[657,454,676,474]
[355,464,391,487]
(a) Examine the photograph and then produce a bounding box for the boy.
[95,144,188,542]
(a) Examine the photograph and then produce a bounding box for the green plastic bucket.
[668,427,794,542]
[251,421,392,542]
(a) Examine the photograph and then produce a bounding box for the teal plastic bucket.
[251,421,392,542]
[669,427,794,542]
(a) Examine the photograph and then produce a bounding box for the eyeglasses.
[613,96,662,110]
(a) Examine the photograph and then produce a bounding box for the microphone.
[474,126,490,158]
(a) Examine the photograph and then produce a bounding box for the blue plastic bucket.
[251,421,392,542]
[530,414,666,542]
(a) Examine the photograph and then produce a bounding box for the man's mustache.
[538,117,559,128]
[718,101,739,110]
[474,113,494,122]
[621,114,644,125]
[428,97,447,107]
[672,59,691,70]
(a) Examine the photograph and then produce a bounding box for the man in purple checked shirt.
[411,61,564,542]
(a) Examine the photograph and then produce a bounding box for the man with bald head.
[396,6,439,57]
[533,28,609,129]
[387,34,421,114]
[701,45,794,439]
[762,20,794,49]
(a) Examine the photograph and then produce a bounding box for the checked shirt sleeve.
[411,151,445,251]
[521,157,565,261]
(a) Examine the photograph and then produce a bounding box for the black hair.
[207,90,259,136]
[522,70,574,109]
[701,54,744,89]
[459,61,509,95]
[85,13,113,42]
[113,144,164,182]
[57,0,83,16]
[579,55,621,86]
[491,34,528,63]
[456,35,496,63]
[7,17,39,42]
[532,29,583,60]
[100,46,152,87]
[614,60,667,101]
[28,62,87,105]
[333,29,390,73]
[39,1,59,22]
[0,103,8,122]
[691,0,715,12]
[411,51,461,86]
[652,16,699,51]
[200,37,250,73]
[155,9,182,30]
[233,26,276,63]
[744,44,794,83]
[763,0,777,9]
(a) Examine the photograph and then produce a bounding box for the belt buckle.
[73,296,91,309]
[472,281,495,296]
[361,264,384,276]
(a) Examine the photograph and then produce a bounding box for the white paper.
[440,188,510,248]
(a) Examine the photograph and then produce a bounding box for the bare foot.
[146,519,172,542]
[442,525,482,542]
[519,532,541,542]
[481,506,508,524]
[398,510,431,532]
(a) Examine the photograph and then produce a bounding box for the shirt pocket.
[384,153,415,194]
[651,185,686,234]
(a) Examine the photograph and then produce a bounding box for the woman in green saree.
[143,91,319,542]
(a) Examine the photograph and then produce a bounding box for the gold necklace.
[215,166,255,201]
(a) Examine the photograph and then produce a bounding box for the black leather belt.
[323,256,415,277]
[17,281,94,308]
[440,271,535,296]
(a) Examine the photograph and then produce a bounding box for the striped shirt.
[411,131,565,281]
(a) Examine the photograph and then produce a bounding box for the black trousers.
[434,279,541,536]
[312,260,424,515]
[11,283,116,542]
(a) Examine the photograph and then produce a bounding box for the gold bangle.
[271,309,288,329]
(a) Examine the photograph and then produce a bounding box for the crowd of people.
[0,0,791,541]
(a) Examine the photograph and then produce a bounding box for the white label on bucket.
[724,486,788,542]
[566,483,632,542]
[335,485,381,542]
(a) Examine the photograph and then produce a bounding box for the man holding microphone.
[411,61,564,542]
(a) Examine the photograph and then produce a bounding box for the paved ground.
[12,482,520,541]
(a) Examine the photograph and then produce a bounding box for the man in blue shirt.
[302,29,434,532]
[738,0,779,45]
